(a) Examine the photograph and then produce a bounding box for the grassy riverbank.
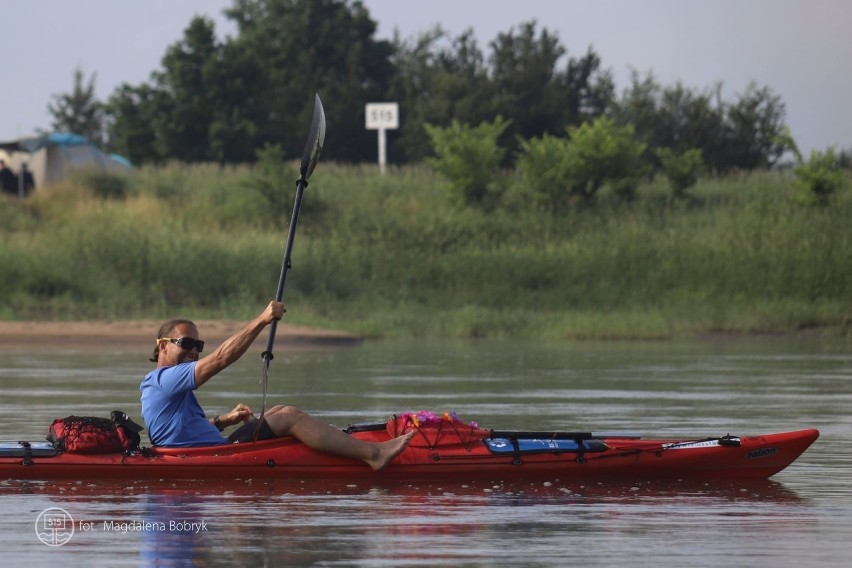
[0,163,849,339]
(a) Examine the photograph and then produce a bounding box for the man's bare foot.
[366,431,415,471]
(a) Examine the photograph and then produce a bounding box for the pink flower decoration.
[399,411,479,429]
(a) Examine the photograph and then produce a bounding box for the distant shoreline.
[0,320,362,352]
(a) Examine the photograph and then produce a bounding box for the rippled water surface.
[1,337,850,566]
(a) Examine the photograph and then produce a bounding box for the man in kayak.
[141,301,413,471]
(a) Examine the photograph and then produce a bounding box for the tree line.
[50,0,796,173]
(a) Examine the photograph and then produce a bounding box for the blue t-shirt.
[140,362,226,447]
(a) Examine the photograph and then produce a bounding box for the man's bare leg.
[262,405,413,471]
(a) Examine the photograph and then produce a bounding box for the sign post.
[365,102,398,174]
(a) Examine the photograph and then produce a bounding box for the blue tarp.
[45,132,90,146]
[1,132,132,168]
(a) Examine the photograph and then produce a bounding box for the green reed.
[0,165,849,338]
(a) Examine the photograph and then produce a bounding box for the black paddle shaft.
[261,178,306,362]
[260,93,326,364]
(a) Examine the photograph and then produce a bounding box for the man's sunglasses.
[158,337,205,353]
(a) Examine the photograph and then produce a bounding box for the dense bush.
[516,134,574,210]
[794,147,845,206]
[424,116,510,208]
[562,118,646,201]
[656,148,705,199]
[516,118,646,207]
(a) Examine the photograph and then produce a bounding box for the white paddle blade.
[301,93,326,181]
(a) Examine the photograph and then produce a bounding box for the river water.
[0,336,850,566]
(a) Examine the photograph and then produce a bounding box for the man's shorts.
[227,417,275,443]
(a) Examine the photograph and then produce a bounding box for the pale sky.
[1,0,849,155]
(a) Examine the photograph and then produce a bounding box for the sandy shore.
[0,320,362,352]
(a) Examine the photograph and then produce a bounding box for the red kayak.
[0,412,818,482]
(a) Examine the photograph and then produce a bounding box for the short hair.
[149,318,196,362]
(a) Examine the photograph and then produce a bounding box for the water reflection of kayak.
[0,413,818,484]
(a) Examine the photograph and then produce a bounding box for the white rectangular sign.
[365,102,399,130]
